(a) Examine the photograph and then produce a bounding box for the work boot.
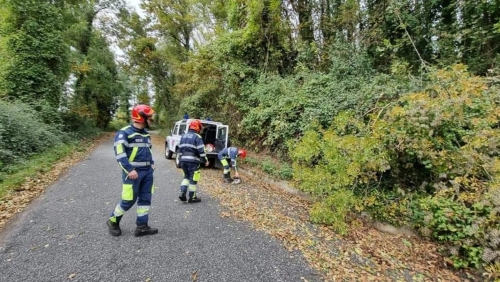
[178,191,187,202]
[188,191,201,203]
[223,173,233,183]
[106,219,122,236]
[134,225,158,237]
[188,197,202,203]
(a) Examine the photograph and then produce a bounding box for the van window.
[179,124,187,135]
[217,126,227,140]
[173,124,179,135]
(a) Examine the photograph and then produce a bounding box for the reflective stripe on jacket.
[114,125,154,172]
[179,129,207,163]
[218,147,238,167]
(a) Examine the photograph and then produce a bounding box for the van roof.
[176,119,224,126]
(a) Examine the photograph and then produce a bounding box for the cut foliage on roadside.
[152,134,481,281]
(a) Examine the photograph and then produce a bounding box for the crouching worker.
[217,147,247,183]
[178,119,209,203]
[107,104,158,237]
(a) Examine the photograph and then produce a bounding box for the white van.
[165,119,229,168]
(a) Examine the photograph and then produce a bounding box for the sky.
[127,0,143,14]
[110,0,143,60]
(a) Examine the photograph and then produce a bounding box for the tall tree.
[289,0,314,43]
[115,8,173,122]
[460,0,500,74]
[225,0,296,74]
[4,0,69,108]
[66,0,125,127]
[0,0,11,96]
[142,0,197,62]
[71,32,121,128]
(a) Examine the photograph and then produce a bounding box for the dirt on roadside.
[0,131,482,281]
[0,132,114,233]
[150,133,481,282]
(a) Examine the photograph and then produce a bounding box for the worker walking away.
[106,104,158,237]
[218,147,247,183]
[178,119,209,203]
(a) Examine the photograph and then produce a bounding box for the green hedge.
[0,100,66,171]
[289,65,500,270]
[0,100,101,177]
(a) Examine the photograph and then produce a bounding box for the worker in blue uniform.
[178,119,209,203]
[107,104,158,237]
[218,147,247,183]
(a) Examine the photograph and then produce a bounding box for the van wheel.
[165,146,173,159]
[175,149,181,168]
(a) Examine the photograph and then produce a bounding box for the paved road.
[0,136,320,282]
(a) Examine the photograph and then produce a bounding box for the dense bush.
[107,118,130,132]
[290,65,500,269]
[411,196,497,268]
[0,100,67,172]
[0,100,101,177]
[309,189,358,235]
[60,111,102,139]
[239,42,410,155]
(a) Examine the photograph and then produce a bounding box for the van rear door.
[214,125,229,152]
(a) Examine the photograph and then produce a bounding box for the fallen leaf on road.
[0,133,113,232]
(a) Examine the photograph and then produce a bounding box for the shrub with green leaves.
[289,114,391,197]
[290,64,500,269]
[239,41,409,155]
[59,111,101,139]
[411,196,496,268]
[277,163,293,180]
[309,189,358,235]
[107,119,129,132]
[0,100,67,172]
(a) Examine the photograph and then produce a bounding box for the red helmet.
[131,104,154,123]
[189,119,202,132]
[238,149,247,159]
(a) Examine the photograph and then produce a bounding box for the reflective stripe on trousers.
[110,166,154,225]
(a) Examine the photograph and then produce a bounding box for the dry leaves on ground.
[150,134,481,281]
[1,133,480,281]
[0,133,114,232]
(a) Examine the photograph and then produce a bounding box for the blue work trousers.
[180,162,201,194]
[111,167,154,225]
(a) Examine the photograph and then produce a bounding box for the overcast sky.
[108,0,143,60]
[127,0,142,13]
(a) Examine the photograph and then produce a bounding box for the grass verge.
[0,132,113,231]
[0,142,78,199]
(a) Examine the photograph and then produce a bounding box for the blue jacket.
[218,147,239,167]
[114,125,154,173]
[179,129,207,163]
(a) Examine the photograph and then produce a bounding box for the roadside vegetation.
[1,0,500,278]
[289,65,500,271]
[0,100,100,196]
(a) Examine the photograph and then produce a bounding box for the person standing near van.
[178,119,209,203]
[218,147,247,183]
[107,104,158,237]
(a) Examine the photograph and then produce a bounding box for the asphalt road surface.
[0,136,320,282]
